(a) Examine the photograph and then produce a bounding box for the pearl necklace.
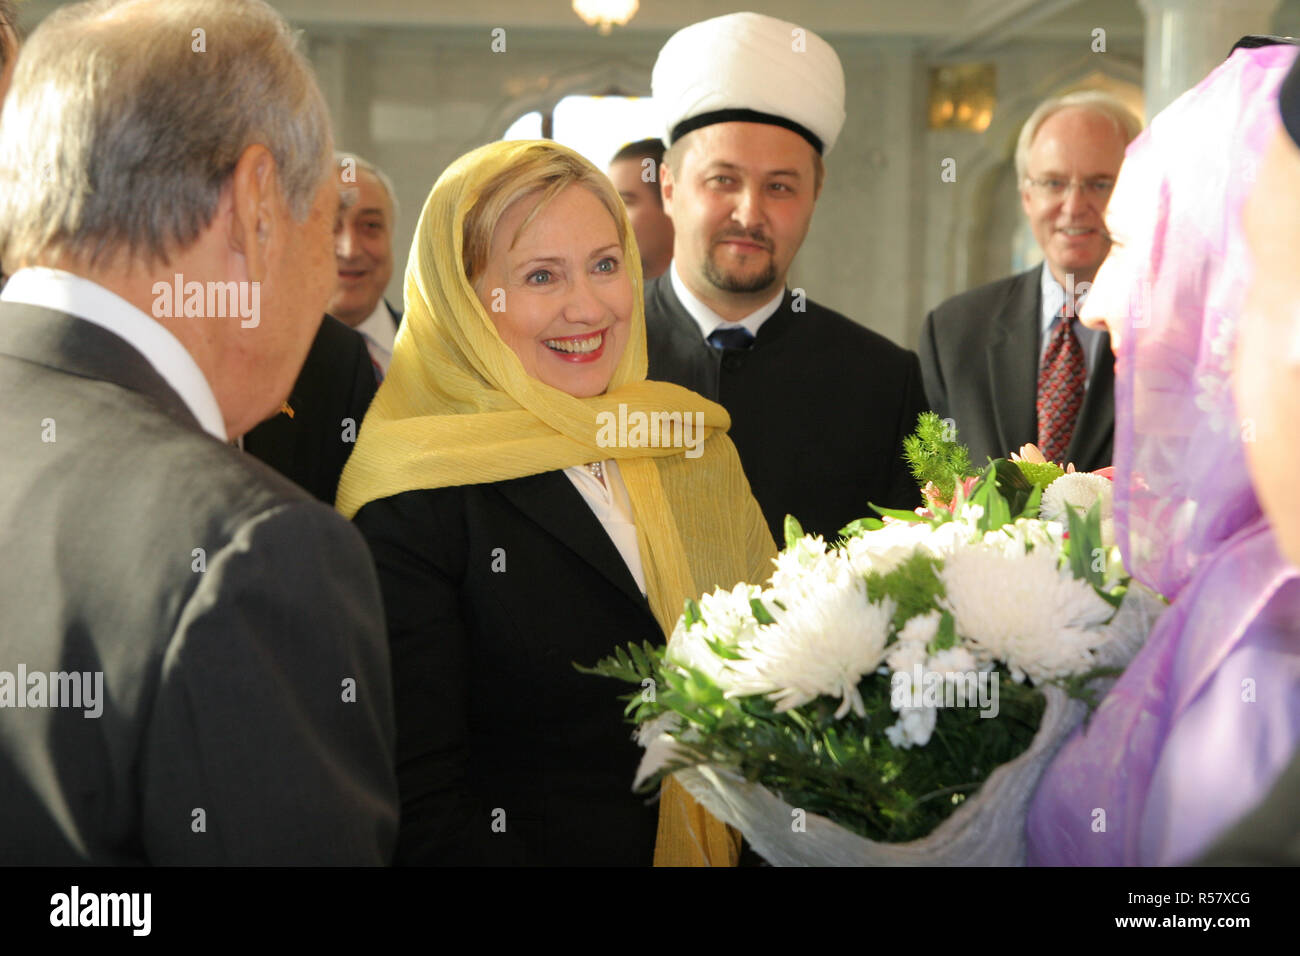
[585,461,604,481]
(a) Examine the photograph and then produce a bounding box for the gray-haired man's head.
[329,153,398,327]
[0,0,342,439]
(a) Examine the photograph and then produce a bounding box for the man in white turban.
[645,11,927,544]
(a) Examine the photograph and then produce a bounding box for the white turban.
[652,11,847,155]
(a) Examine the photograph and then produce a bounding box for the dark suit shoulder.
[927,267,1040,327]
[797,295,917,359]
[643,274,691,333]
[354,484,470,534]
[314,312,370,355]
[0,355,396,863]
[354,486,468,567]
[138,415,340,539]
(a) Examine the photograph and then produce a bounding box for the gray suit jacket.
[0,303,398,864]
[917,267,1115,473]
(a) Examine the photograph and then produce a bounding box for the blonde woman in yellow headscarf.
[337,140,775,866]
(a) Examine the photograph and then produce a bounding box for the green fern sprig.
[902,411,974,502]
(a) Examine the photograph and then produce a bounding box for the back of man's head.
[0,0,337,439]
[610,139,666,201]
[0,0,331,273]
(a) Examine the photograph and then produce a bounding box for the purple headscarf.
[1026,43,1300,866]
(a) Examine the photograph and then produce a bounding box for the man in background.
[0,0,397,864]
[328,153,401,376]
[609,138,674,280]
[245,156,395,504]
[646,12,927,543]
[919,92,1141,471]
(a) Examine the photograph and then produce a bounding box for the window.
[502,94,661,169]
[502,110,544,141]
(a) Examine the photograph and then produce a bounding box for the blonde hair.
[0,0,331,271]
[1015,91,1143,183]
[462,144,628,286]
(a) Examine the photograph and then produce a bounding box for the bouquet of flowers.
[582,413,1165,865]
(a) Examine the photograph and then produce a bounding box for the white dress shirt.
[1,267,226,441]
[1038,262,1105,380]
[354,299,397,374]
[669,260,784,342]
[563,459,646,597]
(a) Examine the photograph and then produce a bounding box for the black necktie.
[707,326,755,351]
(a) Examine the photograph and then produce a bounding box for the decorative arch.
[474,59,654,145]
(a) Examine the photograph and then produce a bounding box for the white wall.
[23,0,1296,351]
[303,23,1144,352]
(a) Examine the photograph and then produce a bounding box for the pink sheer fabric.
[1026,43,1300,866]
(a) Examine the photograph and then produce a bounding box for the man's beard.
[703,239,779,294]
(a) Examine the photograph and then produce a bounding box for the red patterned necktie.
[1036,311,1086,465]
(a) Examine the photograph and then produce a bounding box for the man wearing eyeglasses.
[918,92,1142,472]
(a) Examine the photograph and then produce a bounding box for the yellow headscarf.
[336,140,776,866]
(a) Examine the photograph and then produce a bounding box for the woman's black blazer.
[354,469,662,865]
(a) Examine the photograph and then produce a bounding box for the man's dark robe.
[243,315,378,505]
[645,273,928,542]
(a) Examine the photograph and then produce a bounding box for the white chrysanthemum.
[885,705,937,749]
[900,610,942,645]
[927,646,977,677]
[923,518,980,559]
[664,623,740,691]
[1041,473,1114,528]
[981,516,1066,558]
[845,517,975,578]
[727,573,896,719]
[664,582,763,691]
[769,535,848,605]
[886,638,928,675]
[938,541,1116,683]
[695,581,764,642]
[885,610,941,672]
[844,519,931,576]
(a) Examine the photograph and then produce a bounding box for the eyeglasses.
[1023,176,1116,199]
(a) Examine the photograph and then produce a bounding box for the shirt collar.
[1040,262,1068,335]
[1037,261,1104,375]
[1,267,227,441]
[668,261,784,340]
[355,298,396,354]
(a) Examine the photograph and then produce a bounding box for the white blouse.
[563,459,647,597]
